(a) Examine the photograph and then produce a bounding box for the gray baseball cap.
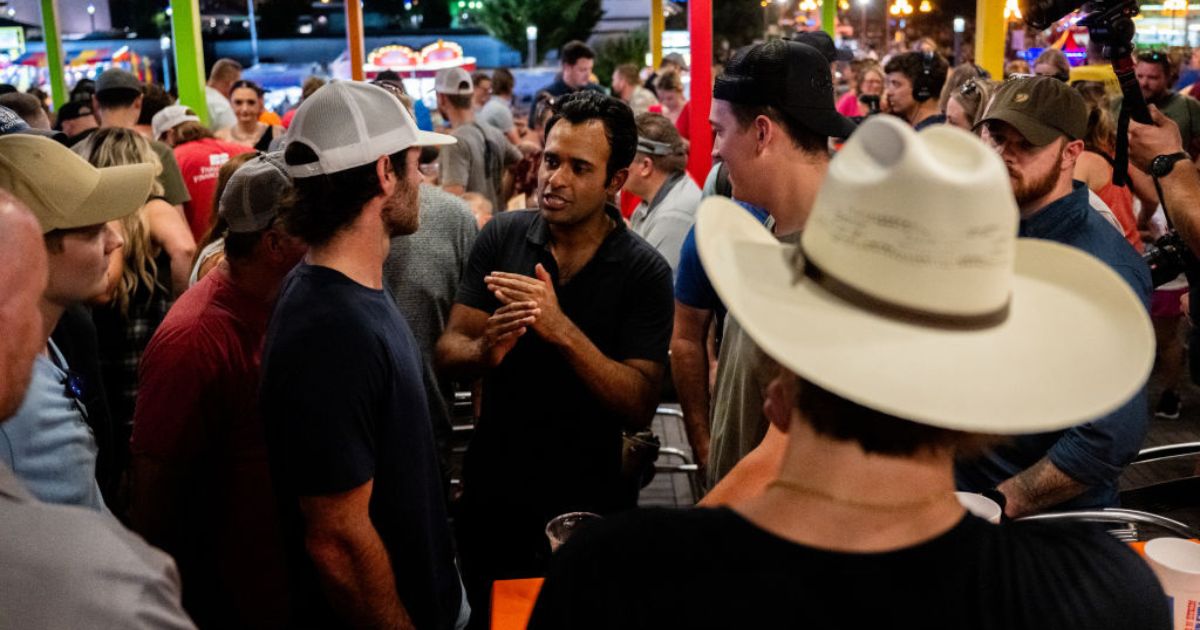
[95,68,142,96]
[218,152,290,233]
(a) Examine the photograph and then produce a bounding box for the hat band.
[795,246,1011,331]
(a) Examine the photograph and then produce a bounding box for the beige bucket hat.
[696,115,1153,434]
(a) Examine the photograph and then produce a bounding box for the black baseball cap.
[55,99,95,124]
[714,39,857,139]
[792,30,854,62]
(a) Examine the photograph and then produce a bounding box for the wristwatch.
[1150,151,1190,178]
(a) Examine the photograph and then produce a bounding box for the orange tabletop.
[491,577,545,630]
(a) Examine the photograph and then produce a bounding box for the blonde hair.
[86,127,164,314]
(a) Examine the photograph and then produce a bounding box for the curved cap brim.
[414,130,457,147]
[695,196,1154,434]
[73,163,155,230]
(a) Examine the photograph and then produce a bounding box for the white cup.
[545,511,601,552]
[1144,537,1200,629]
[955,491,1002,524]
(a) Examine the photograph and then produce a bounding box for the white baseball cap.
[151,105,200,141]
[434,67,474,96]
[696,115,1153,435]
[284,80,455,179]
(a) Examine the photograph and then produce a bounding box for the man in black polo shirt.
[437,90,674,624]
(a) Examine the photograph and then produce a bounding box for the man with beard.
[260,82,469,630]
[436,90,673,626]
[1113,51,1200,157]
[957,76,1152,517]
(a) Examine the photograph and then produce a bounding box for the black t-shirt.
[529,507,1170,630]
[455,208,673,518]
[260,264,462,630]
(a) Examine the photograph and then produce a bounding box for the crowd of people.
[3,29,1200,629]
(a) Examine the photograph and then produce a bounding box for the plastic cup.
[545,511,601,552]
[1144,537,1200,629]
[955,491,1002,524]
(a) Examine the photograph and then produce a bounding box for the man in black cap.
[54,99,99,147]
[700,39,854,489]
[71,68,190,212]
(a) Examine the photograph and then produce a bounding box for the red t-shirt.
[174,138,254,241]
[129,266,288,623]
[281,108,297,129]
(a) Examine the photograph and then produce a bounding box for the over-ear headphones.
[914,52,936,102]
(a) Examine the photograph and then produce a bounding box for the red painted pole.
[687,0,713,183]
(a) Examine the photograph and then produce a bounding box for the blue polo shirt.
[956,182,1152,510]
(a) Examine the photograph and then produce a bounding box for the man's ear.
[607,167,630,196]
[755,115,772,154]
[763,369,799,435]
[1061,138,1085,173]
[376,155,396,196]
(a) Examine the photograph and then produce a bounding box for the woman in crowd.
[656,70,687,125]
[836,62,885,118]
[1073,85,1143,252]
[216,80,284,152]
[1034,47,1072,82]
[86,127,194,482]
[944,78,995,132]
[938,63,988,115]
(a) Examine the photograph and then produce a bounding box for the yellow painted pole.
[651,0,664,67]
[346,0,366,81]
[975,0,1006,77]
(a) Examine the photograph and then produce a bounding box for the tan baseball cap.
[975,75,1088,146]
[0,134,154,233]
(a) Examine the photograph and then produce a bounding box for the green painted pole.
[170,0,209,125]
[822,0,838,35]
[39,0,67,110]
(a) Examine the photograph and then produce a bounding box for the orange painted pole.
[346,0,365,81]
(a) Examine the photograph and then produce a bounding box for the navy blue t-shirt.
[260,263,462,630]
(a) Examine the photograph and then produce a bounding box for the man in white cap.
[527,115,1168,630]
[435,67,522,211]
[128,153,306,627]
[0,144,195,629]
[260,81,468,629]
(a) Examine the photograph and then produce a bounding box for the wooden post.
[347,0,366,81]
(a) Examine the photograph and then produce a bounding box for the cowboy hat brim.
[696,196,1154,435]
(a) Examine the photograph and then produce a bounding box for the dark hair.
[656,69,684,95]
[544,90,637,182]
[1137,50,1176,80]
[491,68,515,95]
[532,91,555,130]
[300,75,326,101]
[795,377,998,457]
[223,225,270,261]
[137,82,173,126]
[560,40,595,66]
[635,112,687,174]
[728,101,829,154]
[472,71,491,87]
[95,86,140,110]
[69,79,96,103]
[419,145,440,165]
[884,51,949,96]
[231,80,266,99]
[376,70,402,82]
[0,92,44,125]
[281,142,409,247]
[443,92,473,110]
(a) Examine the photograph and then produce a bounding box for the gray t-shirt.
[707,229,802,487]
[478,97,515,133]
[440,120,522,211]
[629,172,701,272]
[383,185,479,467]
[0,462,194,629]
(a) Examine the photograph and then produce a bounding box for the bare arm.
[996,457,1088,519]
[435,301,539,380]
[1129,104,1200,252]
[699,424,787,507]
[299,480,413,630]
[670,301,713,467]
[145,199,197,297]
[443,184,467,197]
[486,265,664,430]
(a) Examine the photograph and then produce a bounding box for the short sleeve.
[153,143,192,206]
[674,225,720,309]
[454,214,505,313]
[439,133,472,188]
[617,250,674,363]
[262,328,382,496]
[492,105,515,132]
[503,137,522,166]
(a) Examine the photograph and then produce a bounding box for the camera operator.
[1129,105,1200,254]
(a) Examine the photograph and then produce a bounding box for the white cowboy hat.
[696,115,1153,434]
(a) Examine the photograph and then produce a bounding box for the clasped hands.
[480,264,568,365]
